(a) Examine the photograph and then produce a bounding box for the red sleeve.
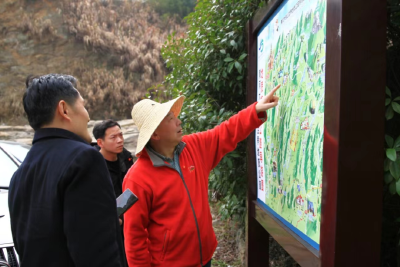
[184,102,266,172]
[123,171,152,267]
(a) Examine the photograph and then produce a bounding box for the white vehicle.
[0,141,30,267]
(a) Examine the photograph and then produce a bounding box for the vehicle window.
[0,143,30,164]
[0,149,18,188]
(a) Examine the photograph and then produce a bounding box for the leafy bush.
[156,0,264,223]
[380,0,400,265]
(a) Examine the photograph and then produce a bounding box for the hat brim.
[135,96,185,156]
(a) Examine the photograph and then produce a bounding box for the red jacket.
[123,103,265,267]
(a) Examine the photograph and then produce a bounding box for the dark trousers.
[204,260,211,267]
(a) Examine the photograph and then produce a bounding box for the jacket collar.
[145,142,186,167]
[33,128,89,145]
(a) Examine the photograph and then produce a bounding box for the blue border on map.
[257,199,320,251]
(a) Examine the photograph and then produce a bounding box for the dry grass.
[20,15,60,41]
[0,0,187,123]
[211,202,244,267]
[59,0,187,109]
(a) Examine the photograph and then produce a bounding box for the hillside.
[0,0,186,125]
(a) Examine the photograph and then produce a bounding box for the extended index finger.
[267,84,281,97]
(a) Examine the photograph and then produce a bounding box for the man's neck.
[148,143,175,159]
[100,149,118,162]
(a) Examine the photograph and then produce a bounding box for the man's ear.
[97,138,104,148]
[150,132,160,141]
[56,100,71,122]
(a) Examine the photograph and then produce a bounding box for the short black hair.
[23,74,80,130]
[93,119,121,140]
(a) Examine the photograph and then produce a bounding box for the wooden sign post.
[246,0,386,266]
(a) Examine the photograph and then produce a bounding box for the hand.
[255,84,280,113]
[119,218,123,225]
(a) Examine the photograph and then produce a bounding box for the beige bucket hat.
[131,96,185,156]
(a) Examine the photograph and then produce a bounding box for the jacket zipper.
[162,232,167,251]
[161,231,168,260]
[149,145,203,267]
[178,172,204,267]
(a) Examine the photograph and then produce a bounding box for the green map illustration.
[256,0,326,245]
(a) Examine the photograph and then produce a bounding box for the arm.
[123,170,152,267]
[186,103,264,171]
[185,85,280,172]
[63,148,123,266]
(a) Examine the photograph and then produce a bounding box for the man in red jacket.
[123,85,280,267]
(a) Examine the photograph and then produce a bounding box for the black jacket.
[91,143,134,198]
[8,128,126,267]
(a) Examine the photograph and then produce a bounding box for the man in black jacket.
[92,120,134,266]
[92,120,134,198]
[8,74,126,267]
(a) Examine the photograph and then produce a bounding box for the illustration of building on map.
[300,117,310,130]
[296,195,305,206]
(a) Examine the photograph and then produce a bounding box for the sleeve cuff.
[257,111,267,122]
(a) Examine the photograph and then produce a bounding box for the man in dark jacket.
[92,119,134,198]
[92,120,134,267]
[8,74,126,267]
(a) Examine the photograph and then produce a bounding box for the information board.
[255,0,326,250]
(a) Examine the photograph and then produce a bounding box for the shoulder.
[29,138,100,166]
[122,147,133,158]
[182,134,196,145]
[78,146,104,166]
[51,138,97,155]
[124,157,152,183]
[61,144,109,185]
[182,135,203,151]
[120,148,134,166]
[125,157,146,178]
[73,142,101,159]
[123,159,154,194]
[62,142,104,171]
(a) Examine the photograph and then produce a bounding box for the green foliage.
[385,87,400,120]
[382,1,400,265]
[155,0,264,223]
[388,0,400,48]
[146,0,197,20]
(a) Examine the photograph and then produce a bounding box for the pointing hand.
[255,84,281,113]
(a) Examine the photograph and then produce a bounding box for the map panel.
[256,0,326,249]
